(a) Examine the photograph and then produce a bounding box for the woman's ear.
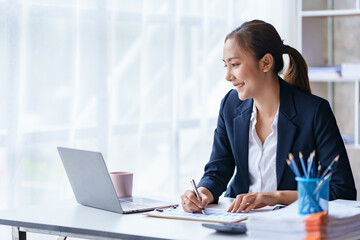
[260,53,274,72]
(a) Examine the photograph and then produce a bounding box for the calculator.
[201,222,247,234]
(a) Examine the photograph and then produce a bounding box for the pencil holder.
[296,177,330,215]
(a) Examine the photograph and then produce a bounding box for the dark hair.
[225,20,311,93]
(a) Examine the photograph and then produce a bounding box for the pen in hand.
[190,179,206,215]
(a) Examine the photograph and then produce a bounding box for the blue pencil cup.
[296,177,330,215]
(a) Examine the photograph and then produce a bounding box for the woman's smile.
[233,82,245,91]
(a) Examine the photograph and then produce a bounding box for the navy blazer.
[198,78,357,203]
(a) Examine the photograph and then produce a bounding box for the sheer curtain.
[0,0,296,210]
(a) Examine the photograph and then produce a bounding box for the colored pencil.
[298,152,308,178]
[307,151,316,178]
[320,155,339,179]
[286,158,301,177]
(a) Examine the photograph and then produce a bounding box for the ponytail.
[283,45,311,93]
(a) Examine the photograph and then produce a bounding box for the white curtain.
[0,0,296,210]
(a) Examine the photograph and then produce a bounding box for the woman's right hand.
[180,187,214,213]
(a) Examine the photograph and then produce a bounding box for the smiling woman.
[180,19,356,214]
[0,0,297,227]
[0,0,303,238]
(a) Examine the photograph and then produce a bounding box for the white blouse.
[248,103,279,193]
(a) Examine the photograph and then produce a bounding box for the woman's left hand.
[227,191,280,213]
[227,190,297,213]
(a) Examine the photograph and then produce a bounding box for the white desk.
[0,198,249,240]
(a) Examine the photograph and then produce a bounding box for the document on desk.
[144,208,249,223]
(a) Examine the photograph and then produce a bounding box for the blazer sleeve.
[314,99,357,200]
[198,92,236,203]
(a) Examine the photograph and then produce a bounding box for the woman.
[181,20,356,213]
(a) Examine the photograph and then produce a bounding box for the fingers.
[239,194,256,212]
[199,192,211,209]
[180,190,203,213]
[228,192,278,213]
[228,193,257,213]
[197,187,215,205]
[243,201,257,213]
[227,194,243,212]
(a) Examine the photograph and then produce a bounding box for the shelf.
[345,144,360,150]
[301,9,360,17]
[299,0,360,147]
[309,77,360,82]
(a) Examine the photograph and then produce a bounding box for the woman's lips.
[234,82,245,90]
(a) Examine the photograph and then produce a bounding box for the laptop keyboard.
[120,197,160,204]
[119,197,163,210]
[120,201,147,210]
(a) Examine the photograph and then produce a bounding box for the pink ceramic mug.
[109,172,133,198]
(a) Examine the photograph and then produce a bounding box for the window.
[0,0,295,208]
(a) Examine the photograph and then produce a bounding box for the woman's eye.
[232,63,239,67]
[224,65,228,68]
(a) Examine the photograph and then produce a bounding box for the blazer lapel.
[276,79,297,186]
[233,99,253,191]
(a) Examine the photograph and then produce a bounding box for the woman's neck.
[253,75,280,118]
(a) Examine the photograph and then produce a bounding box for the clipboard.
[144,208,249,223]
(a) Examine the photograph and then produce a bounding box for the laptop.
[57,147,178,214]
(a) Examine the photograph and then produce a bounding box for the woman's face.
[223,38,265,101]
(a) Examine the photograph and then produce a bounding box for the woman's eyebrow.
[223,57,241,62]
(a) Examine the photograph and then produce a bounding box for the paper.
[144,208,249,223]
[247,200,360,240]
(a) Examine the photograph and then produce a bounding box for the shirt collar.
[250,102,280,131]
[271,105,280,131]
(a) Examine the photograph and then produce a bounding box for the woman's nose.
[225,69,233,82]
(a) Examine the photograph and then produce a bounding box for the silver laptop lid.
[57,147,123,213]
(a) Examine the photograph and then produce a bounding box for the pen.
[320,155,339,179]
[190,179,206,215]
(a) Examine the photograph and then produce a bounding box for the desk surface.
[0,197,249,240]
